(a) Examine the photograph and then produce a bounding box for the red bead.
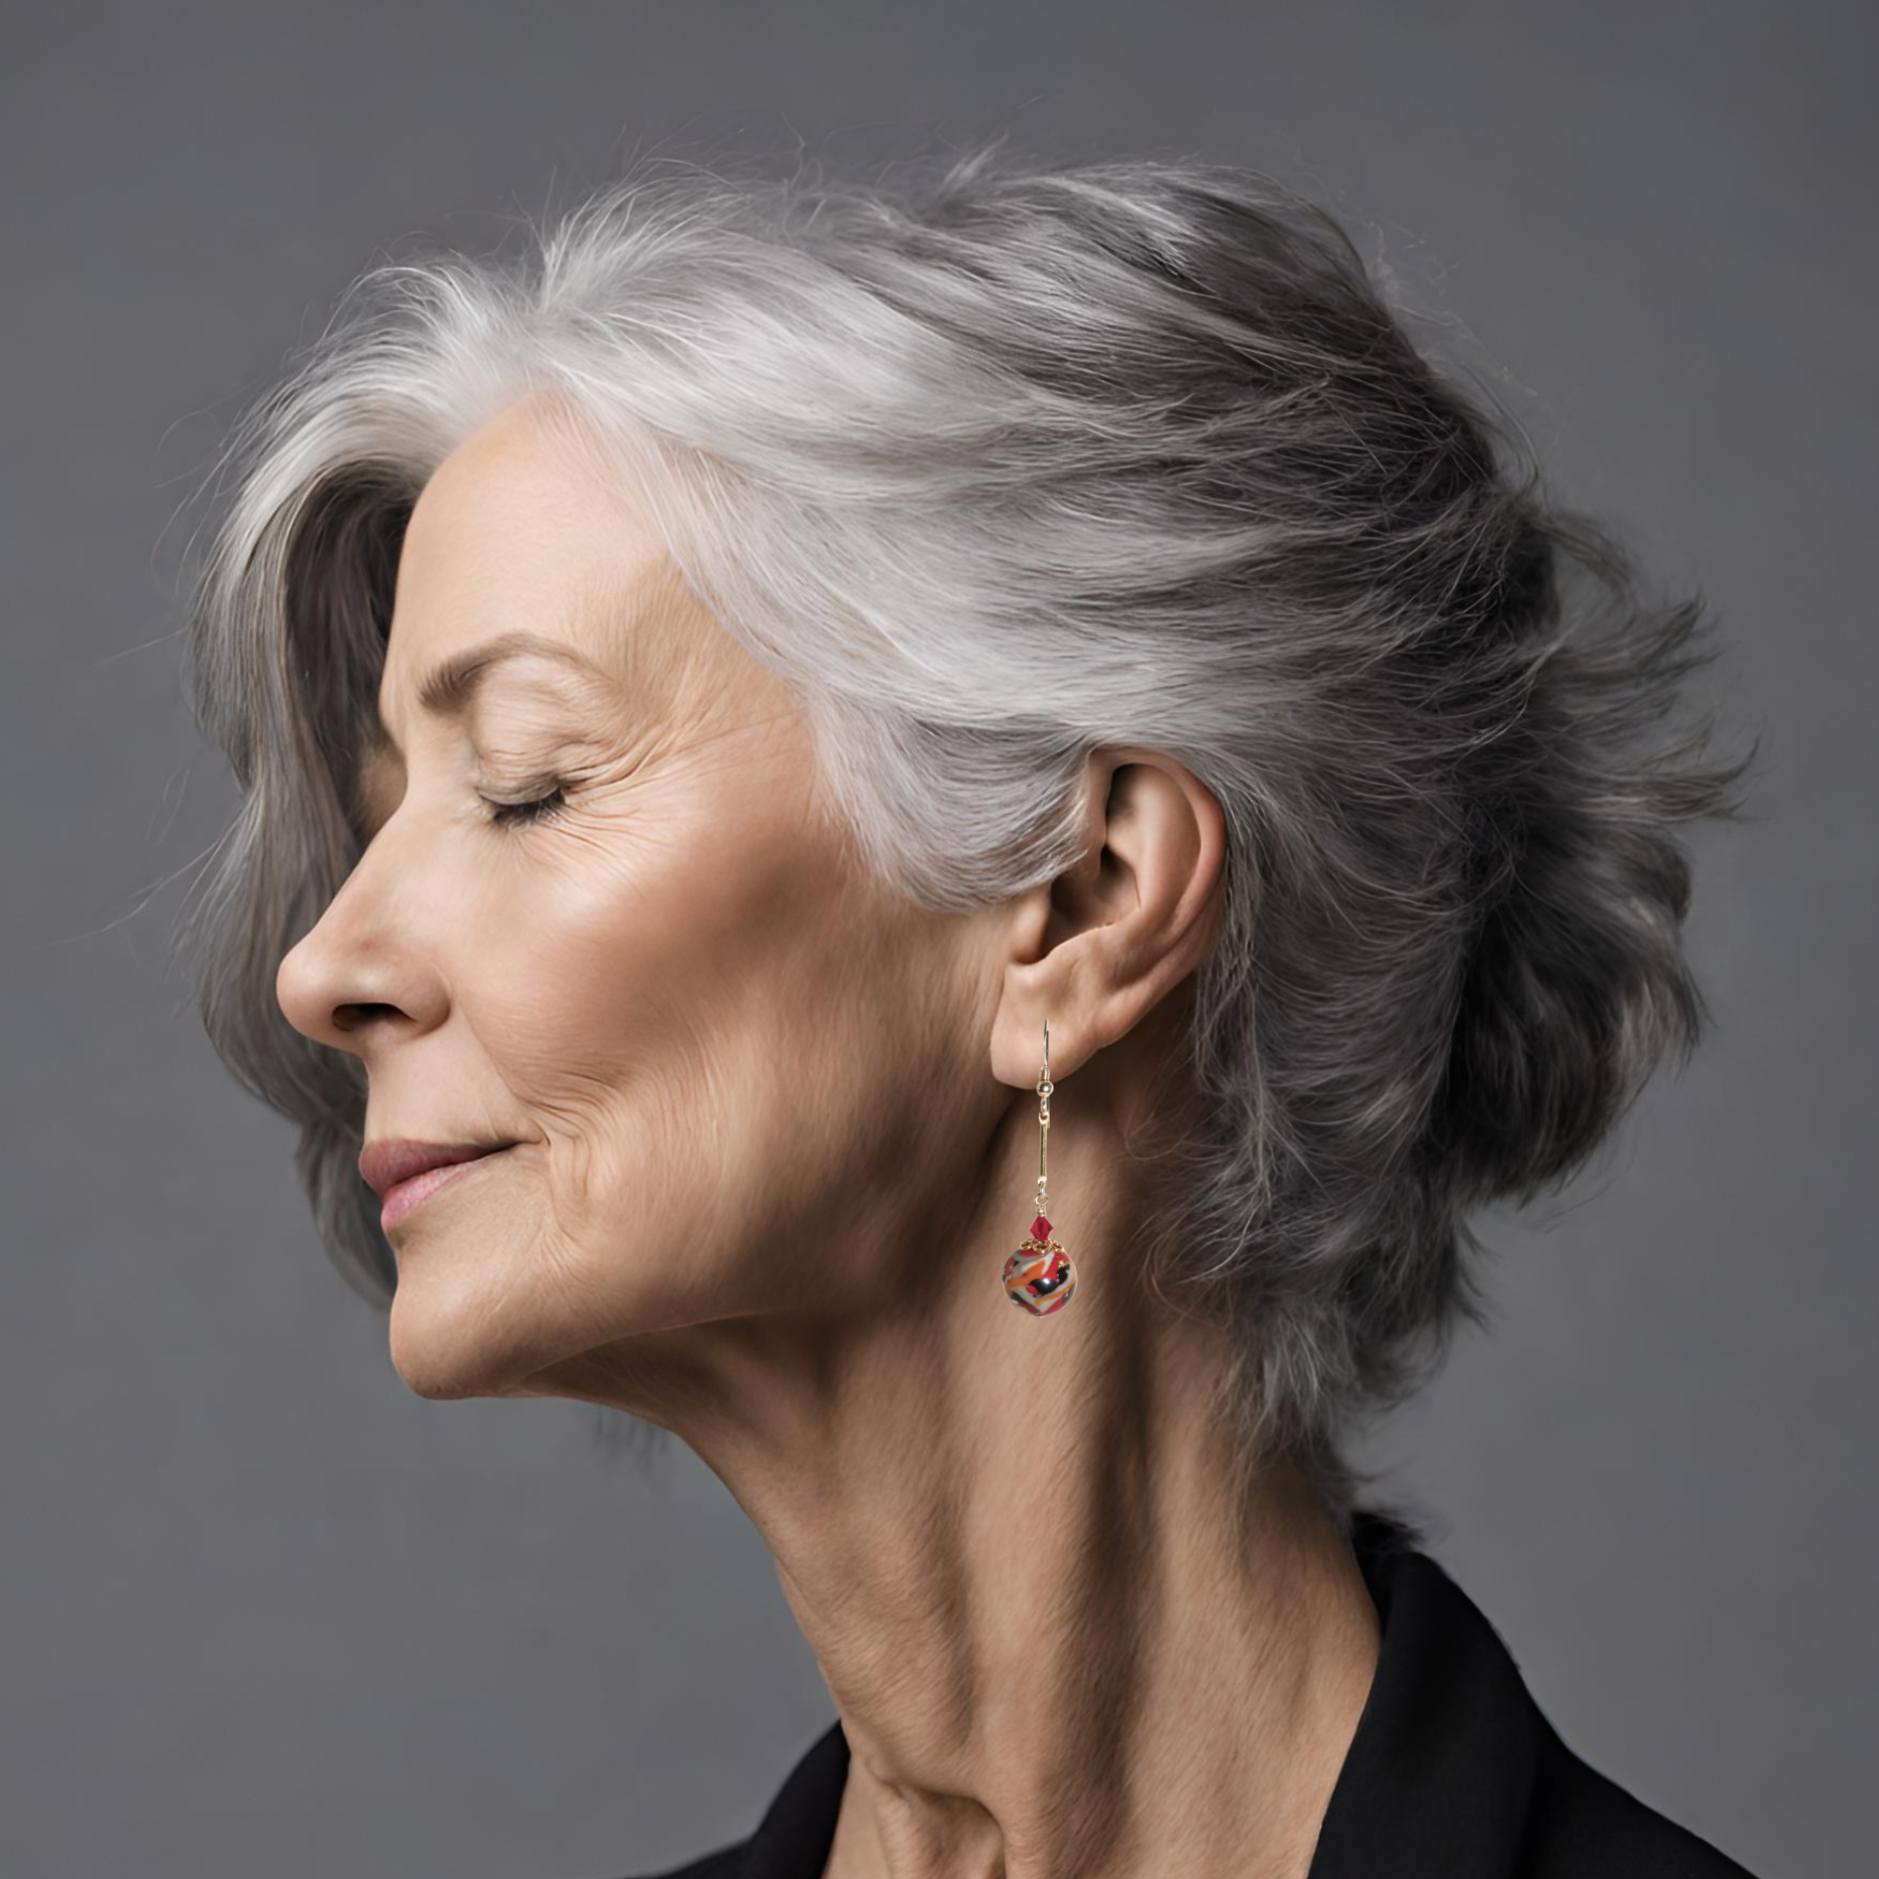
[1031,1213,1052,1241]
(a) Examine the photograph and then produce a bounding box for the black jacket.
[619,1507,1760,1877]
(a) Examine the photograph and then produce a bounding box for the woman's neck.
[663,1121,1382,1879]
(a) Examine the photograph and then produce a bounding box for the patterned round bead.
[1003,1240,1078,1316]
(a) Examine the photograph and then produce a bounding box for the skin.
[275,397,1382,1879]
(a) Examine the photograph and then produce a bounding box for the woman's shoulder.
[1305,1507,1763,1877]
[1522,1736,1760,1877]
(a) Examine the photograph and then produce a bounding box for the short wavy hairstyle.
[177,144,1758,1536]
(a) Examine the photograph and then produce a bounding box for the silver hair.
[176,144,1759,1540]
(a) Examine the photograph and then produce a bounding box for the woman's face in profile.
[275,400,987,1410]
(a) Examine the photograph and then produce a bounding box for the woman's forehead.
[395,405,670,627]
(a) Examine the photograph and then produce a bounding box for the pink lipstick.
[360,1139,513,1234]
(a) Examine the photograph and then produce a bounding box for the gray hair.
[176,145,1758,1539]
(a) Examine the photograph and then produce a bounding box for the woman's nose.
[274,864,446,1056]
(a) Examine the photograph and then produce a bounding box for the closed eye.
[483,786,568,829]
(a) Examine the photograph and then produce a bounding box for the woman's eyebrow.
[368,631,607,760]
[417,631,605,714]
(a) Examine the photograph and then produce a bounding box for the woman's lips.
[380,1146,509,1233]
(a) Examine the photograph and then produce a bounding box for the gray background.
[2,3,1870,1875]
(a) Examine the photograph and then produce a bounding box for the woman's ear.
[990,746,1227,1089]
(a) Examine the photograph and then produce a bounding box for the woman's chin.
[385,1267,547,1402]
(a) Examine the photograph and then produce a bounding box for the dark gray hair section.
[175,146,1759,1530]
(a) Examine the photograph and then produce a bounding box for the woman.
[180,148,1762,1877]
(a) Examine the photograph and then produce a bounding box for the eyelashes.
[351,777,575,841]
[482,784,568,829]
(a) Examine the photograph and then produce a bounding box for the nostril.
[332,1000,404,1035]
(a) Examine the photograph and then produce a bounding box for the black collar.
[722,1507,1744,1878]
[1304,1508,1538,1874]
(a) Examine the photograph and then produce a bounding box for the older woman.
[180,149,1760,1878]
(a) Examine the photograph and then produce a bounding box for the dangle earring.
[1002,1018,1079,1316]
